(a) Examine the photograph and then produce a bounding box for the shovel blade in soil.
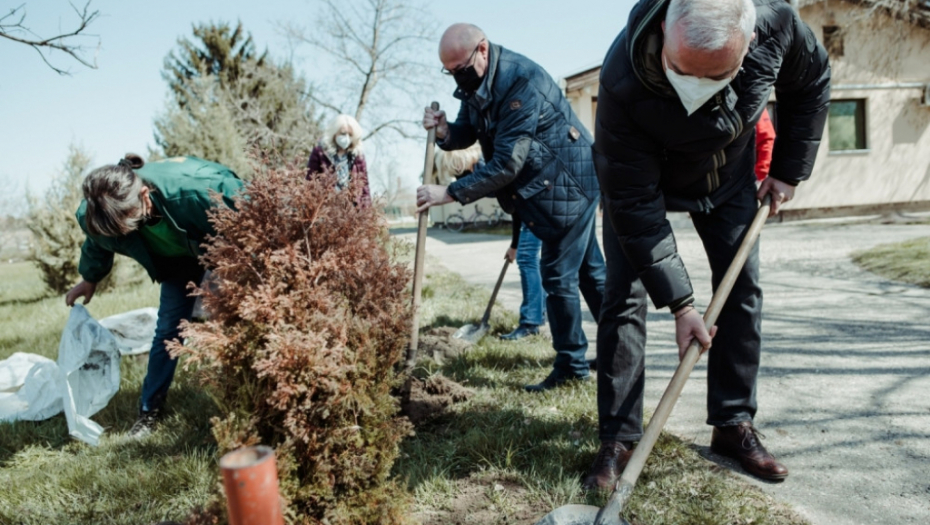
[534,504,628,525]
[452,322,487,343]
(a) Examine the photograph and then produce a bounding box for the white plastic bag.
[0,353,61,421]
[0,305,122,446]
[99,307,158,355]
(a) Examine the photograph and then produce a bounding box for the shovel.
[406,101,440,370]
[534,195,772,525]
[453,256,511,343]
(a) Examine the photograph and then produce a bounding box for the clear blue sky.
[0,0,637,206]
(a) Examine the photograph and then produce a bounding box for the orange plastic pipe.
[220,445,285,525]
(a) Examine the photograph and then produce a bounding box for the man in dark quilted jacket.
[416,23,606,392]
[586,0,830,489]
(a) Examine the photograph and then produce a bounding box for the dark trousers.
[596,181,762,442]
[540,200,607,378]
[140,271,203,412]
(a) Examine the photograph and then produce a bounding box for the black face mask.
[453,65,483,94]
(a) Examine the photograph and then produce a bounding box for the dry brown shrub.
[172,159,414,524]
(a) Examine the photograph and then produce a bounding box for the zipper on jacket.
[715,91,743,143]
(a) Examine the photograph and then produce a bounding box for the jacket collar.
[319,139,357,165]
[628,0,677,98]
[146,185,187,235]
[453,42,501,111]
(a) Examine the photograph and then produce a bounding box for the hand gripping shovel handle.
[595,195,772,523]
[406,102,440,370]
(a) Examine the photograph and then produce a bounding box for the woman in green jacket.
[65,154,243,438]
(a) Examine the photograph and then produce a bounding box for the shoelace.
[741,424,766,450]
[594,443,623,468]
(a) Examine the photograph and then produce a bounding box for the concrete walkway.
[398,214,930,525]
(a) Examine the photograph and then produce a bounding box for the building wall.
[793,1,930,209]
[562,1,930,212]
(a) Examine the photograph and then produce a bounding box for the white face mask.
[664,55,734,116]
[335,133,352,149]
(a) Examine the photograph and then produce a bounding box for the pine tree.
[155,22,320,178]
[25,144,126,294]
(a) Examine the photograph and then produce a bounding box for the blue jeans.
[517,225,546,327]
[140,272,202,412]
[540,200,606,378]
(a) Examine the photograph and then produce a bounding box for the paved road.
[398,214,930,525]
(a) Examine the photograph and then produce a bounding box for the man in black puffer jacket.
[417,24,606,391]
[586,0,830,489]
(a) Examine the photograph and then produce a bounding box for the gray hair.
[666,0,756,52]
[83,154,147,237]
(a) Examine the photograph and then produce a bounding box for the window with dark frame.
[823,26,844,57]
[828,99,867,152]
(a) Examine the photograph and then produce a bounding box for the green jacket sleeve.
[78,236,114,284]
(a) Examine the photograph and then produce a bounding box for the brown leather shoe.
[582,440,633,491]
[711,422,789,481]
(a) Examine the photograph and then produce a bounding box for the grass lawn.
[397,260,807,525]
[852,236,930,288]
[0,258,808,524]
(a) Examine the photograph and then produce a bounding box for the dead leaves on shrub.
[171,161,414,524]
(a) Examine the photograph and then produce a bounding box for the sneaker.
[524,370,590,393]
[499,324,540,341]
[128,409,161,439]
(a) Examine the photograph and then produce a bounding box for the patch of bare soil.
[417,326,472,363]
[399,374,474,425]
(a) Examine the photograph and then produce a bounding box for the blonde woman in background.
[307,114,371,207]
[434,143,546,341]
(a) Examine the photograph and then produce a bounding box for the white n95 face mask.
[335,133,352,149]
[664,55,733,116]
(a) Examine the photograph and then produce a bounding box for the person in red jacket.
[307,114,371,207]
[755,108,776,181]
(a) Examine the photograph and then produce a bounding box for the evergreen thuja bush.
[172,163,413,524]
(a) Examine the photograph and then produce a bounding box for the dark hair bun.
[122,153,145,169]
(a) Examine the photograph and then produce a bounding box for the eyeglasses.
[440,40,485,76]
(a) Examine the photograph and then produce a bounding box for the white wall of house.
[794,1,930,209]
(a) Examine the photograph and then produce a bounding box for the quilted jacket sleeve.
[447,77,539,204]
[594,85,694,310]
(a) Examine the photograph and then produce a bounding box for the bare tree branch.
[281,0,437,142]
[362,118,419,140]
[0,1,101,75]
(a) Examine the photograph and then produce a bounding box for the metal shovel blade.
[451,258,510,344]
[533,504,628,525]
[452,321,488,343]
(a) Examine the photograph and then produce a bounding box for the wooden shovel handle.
[479,258,511,326]
[406,101,440,370]
[617,194,772,489]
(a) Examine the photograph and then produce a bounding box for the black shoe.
[128,409,161,438]
[587,358,597,371]
[524,370,590,393]
[500,324,540,341]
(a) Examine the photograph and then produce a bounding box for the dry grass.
[0,255,810,524]
[397,261,809,525]
[852,236,930,288]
